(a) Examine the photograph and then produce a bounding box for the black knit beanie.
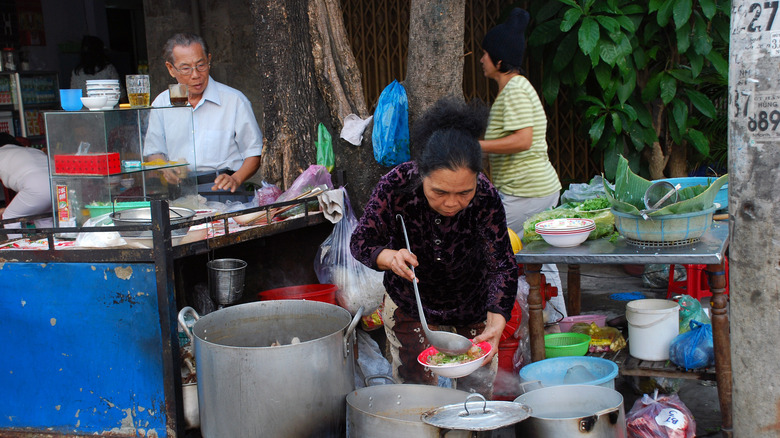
[481,8,530,70]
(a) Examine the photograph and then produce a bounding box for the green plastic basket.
[544,333,591,358]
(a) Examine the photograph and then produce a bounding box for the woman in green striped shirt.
[479,8,567,319]
[478,7,562,234]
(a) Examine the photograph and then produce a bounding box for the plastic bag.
[274,165,333,219]
[513,275,531,370]
[371,80,410,166]
[313,187,385,314]
[570,322,627,353]
[316,123,335,172]
[560,175,608,204]
[642,264,685,289]
[254,181,282,206]
[626,391,696,438]
[677,295,710,333]
[669,321,714,370]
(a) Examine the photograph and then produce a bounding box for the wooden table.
[516,221,732,436]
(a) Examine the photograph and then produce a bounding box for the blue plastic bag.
[669,321,714,370]
[371,80,410,166]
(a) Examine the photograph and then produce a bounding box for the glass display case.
[44,106,197,227]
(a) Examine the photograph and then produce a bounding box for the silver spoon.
[396,214,473,356]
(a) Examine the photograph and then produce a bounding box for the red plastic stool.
[666,257,729,299]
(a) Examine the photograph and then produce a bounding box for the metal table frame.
[516,221,732,435]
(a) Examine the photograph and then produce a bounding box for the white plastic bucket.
[626,299,679,361]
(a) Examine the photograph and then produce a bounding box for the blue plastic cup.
[60,89,83,111]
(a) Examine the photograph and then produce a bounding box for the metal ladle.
[396,214,473,356]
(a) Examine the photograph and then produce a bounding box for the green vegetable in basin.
[604,156,728,217]
[577,197,610,211]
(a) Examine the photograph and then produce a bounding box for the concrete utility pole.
[728,2,780,436]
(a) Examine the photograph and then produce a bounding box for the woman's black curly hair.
[413,96,489,178]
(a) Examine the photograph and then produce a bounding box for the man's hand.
[212,173,240,192]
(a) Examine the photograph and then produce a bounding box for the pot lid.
[421,394,531,431]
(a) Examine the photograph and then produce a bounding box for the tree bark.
[251,0,331,189]
[405,0,466,130]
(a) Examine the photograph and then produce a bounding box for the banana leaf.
[603,156,728,217]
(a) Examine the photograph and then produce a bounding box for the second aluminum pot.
[179,301,362,438]
[514,384,626,437]
[347,380,527,437]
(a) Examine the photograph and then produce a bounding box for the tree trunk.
[645,102,670,179]
[667,142,687,177]
[249,0,388,213]
[405,0,466,131]
[251,0,331,189]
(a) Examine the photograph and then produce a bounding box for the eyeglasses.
[172,62,210,75]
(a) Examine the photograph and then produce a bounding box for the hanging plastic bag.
[626,391,696,438]
[677,294,710,333]
[371,80,410,167]
[669,321,714,370]
[313,187,385,314]
[316,123,335,172]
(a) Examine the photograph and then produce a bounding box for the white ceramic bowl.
[417,341,491,379]
[87,90,120,109]
[535,218,596,233]
[537,228,593,247]
[81,96,108,111]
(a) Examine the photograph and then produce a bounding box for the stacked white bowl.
[86,79,121,110]
[535,218,596,247]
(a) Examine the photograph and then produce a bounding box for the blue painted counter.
[0,261,169,436]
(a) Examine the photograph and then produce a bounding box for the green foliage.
[527,0,730,180]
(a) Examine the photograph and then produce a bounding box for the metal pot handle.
[579,406,620,433]
[342,306,364,357]
[463,393,487,416]
[364,374,398,386]
[177,306,200,344]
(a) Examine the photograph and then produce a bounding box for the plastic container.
[543,333,590,358]
[500,301,522,341]
[86,201,151,218]
[258,284,338,304]
[519,356,619,389]
[557,314,607,332]
[612,205,717,243]
[626,299,679,361]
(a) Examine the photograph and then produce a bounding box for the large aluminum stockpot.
[514,384,627,437]
[179,301,361,438]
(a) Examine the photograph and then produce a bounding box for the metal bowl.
[110,206,195,237]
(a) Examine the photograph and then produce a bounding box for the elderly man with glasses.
[144,33,263,202]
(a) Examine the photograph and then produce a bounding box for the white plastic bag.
[314,187,385,314]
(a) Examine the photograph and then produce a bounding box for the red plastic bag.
[626,391,696,438]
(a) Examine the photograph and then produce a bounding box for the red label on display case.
[56,185,70,221]
[53,153,121,175]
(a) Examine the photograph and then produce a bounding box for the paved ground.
[561,263,723,437]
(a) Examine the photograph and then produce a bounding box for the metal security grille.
[339,0,601,184]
